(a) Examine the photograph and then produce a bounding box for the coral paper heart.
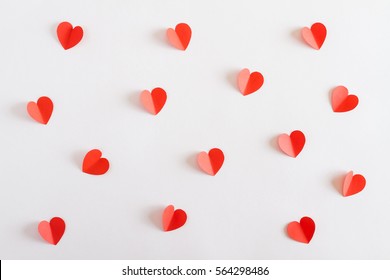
[278,130,305,158]
[331,86,359,112]
[140,87,167,115]
[82,149,110,175]
[38,217,65,245]
[237,68,264,96]
[342,171,366,197]
[163,205,187,231]
[167,23,192,50]
[57,21,83,50]
[27,96,53,125]
[301,22,327,50]
[197,148,224,176]
[287,216,315,244]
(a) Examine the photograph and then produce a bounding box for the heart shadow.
[51,23,58,43]
[24,222,44,243]
[128,90,144,112]
[328,88,334,107]
[148,206,164,230]
[72,150,86,169]
[332,172,345,195]
[186,152,199,172]
[269,135,281,154]
[11,102,30,122]
[153,28,170,49]
[291,28,302,44]
[226,70,239,92]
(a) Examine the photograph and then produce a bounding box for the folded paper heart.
[342,171,366,197]
[27,96,53,125]
[278,130,305,158]
[331,86,359,113]
[167,23,192,51]
[140,87,167,115]
[163,205,187,231]
[301,22,327,50]
[287,216,315,244]
[237,68,264,96]
[57,21,83,50]
[197,148,224,176]
[38,217,65,245]
[82,149,110,175]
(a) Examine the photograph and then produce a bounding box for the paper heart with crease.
[82,149,110,175]
[301,22,327,50]
[342,171,366,197]
[167,23,192,50]
[57,21,83,50]
[278,130,305,157]
[140,87,167,115]
[163,205,187,231]
[332,86,359,112]
[27,96,53,125]
[237,68,264,96]
[197,148,224,176]
[38,217,65,245]
[287,216,315,244]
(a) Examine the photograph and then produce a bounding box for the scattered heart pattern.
[167,23,192,51]
[197,148,225,176]
[301,22,327,50]
[278,130,306,158]
[287,216,315,244]
[38,217,66,245]
[82,149,110,175]
[57,22,83,50]
[18,19,366,246]
[162,205,187,231]
[27,96,53,125]
[342,171,366,197]
[331,86,359,112]
[237,68,264,96]
[140,87,167,115]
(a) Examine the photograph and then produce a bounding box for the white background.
[0,0,389,259]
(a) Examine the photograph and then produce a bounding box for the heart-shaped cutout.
[38,217,65,245]
[27,96,53,125]
[278,130,305,158]
[331,86,359,112]
[167,23,192,51]
[82,149,110,175]
[140,87,167,115]
[301,22,327,50]
[237,68,264,96]
[163,205,187,231]
[197,148,224,176]
[342,171,366,197]
[57,21,83,50]
[287,216,315,244]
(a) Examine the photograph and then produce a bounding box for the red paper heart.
[57,22,83,50]
[163,205,187,231]
[342,171,366,197]
[197,148,224,176]
[140,87,167,115]
[331,86,359,112]
[27,96,53,125]
[287,216,315,244]
[278,130,306,158]
[38,217,65,245]
[82,149,110,175]
[301,22,327,50]
[167,23,192,50]
[237,68,264,96]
